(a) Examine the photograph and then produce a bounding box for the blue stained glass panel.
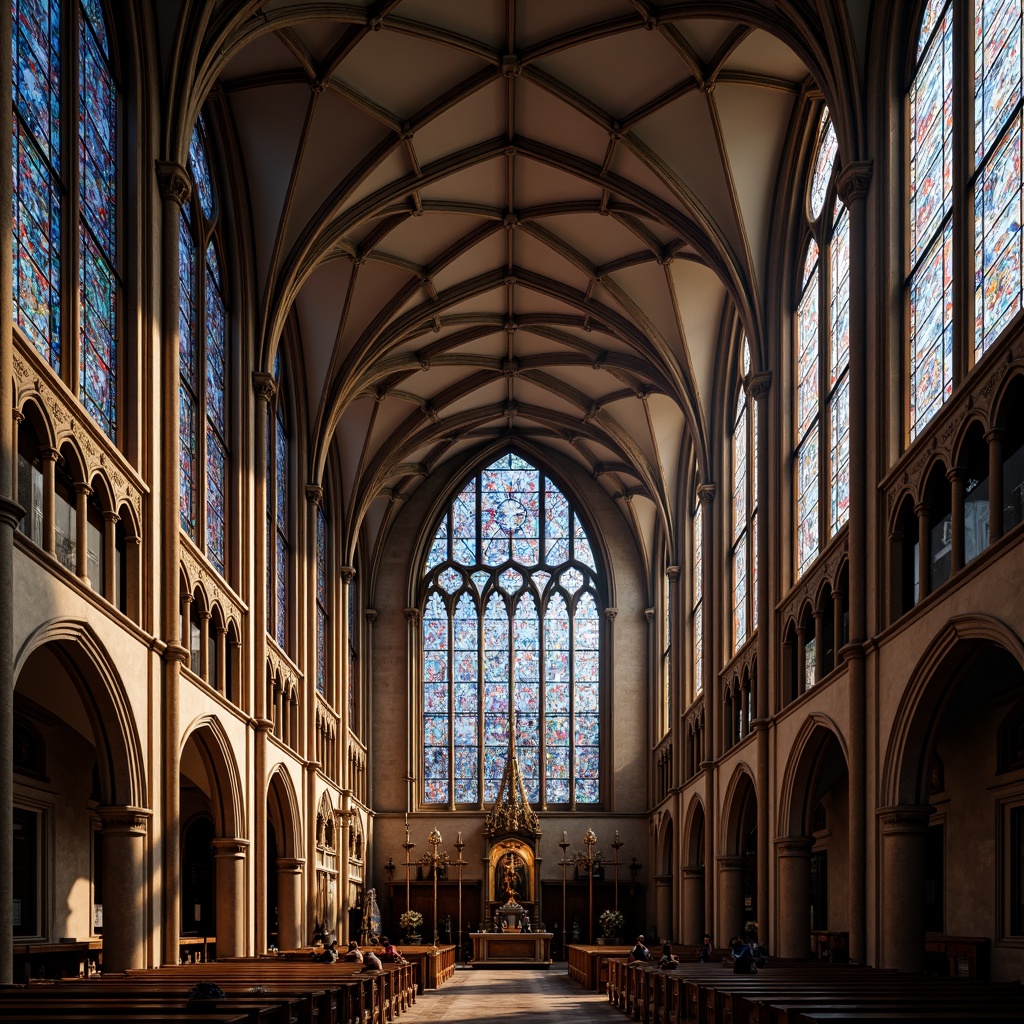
[545,485,569,560]
[178,220,196,388]
[733,396,747,532]
[545,714,569,746]
[797,430,820,573]
[424,683,448,713]
[910,225,954,438]
[179,390,197,534]
[14,0,60,170]
[831,205,851,382]
[830,375,851,534]
[205,252,227,437]
[574,514,596,570]
[316,608,326,695]
[809,112,837,220]
[316,506,327,606]
[424,717,448,745]
[974,114,1023,357]
[733,533,747,650]
[438,566,463,593]
[13,119,61,369]
[454,682,477,712]
[188,120,215,220]
[452,478,477,563]
[797,268,819,438]
[79,9,115,256]
[975,0,1021,161]
[918,0,950,58]
[79,231,117,437]
[206,430,226,573]
[484,682,507,713]
[426,517,448,571]
[275,533,286,647]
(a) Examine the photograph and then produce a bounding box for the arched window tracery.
[421,453,603,807]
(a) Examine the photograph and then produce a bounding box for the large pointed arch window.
[179,115,230,577]
[266,352,290,651]
[794,109,850,578]
[908,0,1023,441]
[691,486,703,698]
[316,501,329,696]
[12,0,120,439]
[421,453,603,808]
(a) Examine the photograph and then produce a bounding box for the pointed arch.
[181,714,245,837]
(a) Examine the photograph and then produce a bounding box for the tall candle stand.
[452,832,467,962]
[402,819,416,921]
[583,828,597,943]
[558,831,571,958]
[610,830,624,913]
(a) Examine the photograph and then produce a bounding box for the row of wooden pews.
[605,948,1024,1024]
[0,951,417,1024]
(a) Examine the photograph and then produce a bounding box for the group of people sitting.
[316,936,409,971]
[628,932,767,974]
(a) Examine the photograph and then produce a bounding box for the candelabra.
[610,830,624,912]
[558,831,571,958]
[452,832,467,962]
[419,829,451,946]
[402,818,416,920]
[583,829,597,943]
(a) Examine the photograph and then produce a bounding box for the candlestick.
[457,831,462,844]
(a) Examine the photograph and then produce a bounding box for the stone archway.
[718,767,758,946]
[776,716,850,959]
[881,617,1024,977]
[267,766,303,948]
[681,796,706,944]
[13,621,149,972]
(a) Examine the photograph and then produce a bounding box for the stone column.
[253,371,276,950]
[775,837,812,958]
[666,565,680,781]
[915,503,930,600]
[103,510,118,603]
[947,467,965,572]
[156,159,191,967]
[74,481,90,583]
[199,609,211,683]
[340,563,356,785]
[404,606,421,813]
[879,805,931,973]
[839,162,872,964]
[716,856,745,947]
[215,623,227,695]
[276,858,305,951]
[697,483,716,934]
[98,806,151,972]
[986,428,1004,543]
[681,866,705,945]
[212,839,248,957]
[655,873,673,943]
[795,623,807,692]
[812,607,825,683]
[40,447,57,556]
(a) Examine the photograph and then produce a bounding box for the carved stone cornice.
[836,160,873,205]
[155,160,191,207]
[211,837,250,858]
[179,535,245,633]
[253,371,277,403]
[98,806,152,834]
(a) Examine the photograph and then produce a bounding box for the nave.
[398,966,621,1024]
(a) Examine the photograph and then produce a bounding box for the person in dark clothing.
[698,933,713,963]
[630,935,652,962]
[730,936,757,974]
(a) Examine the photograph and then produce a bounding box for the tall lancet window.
[266,352,289,650]
[421,453,603,808]
[731,341,757,651]
[13,0,120,439]
[316,502,328,696]
[794,109,850,578]
[179,115,230,576]
[691,487,703,696]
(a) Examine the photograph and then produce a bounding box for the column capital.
[774,835,813,857]
[984,426,1006,443]
[155,160,192,207]
[405,606,420,624]
[836,160,873,205]
[0,496,26,530]
[305,483,324,506]
[253,371,277,403]
[97,806,152,834]
[666,565,680,581]
[365,608,378,624]
[276,857,305,872]
[340,566,356,584]
[605,606,618,621]
[749,370,772,401]
[211,837,250,858]
[716,855,746,871]
[644,607,655,623]
[878,804,932,834]
[162,642,190,666]
[697,483,716,505]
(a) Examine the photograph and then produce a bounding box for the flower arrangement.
[599,908,625,938]
[399,910,424,933]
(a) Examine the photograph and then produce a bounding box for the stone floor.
[399,964,624,1022]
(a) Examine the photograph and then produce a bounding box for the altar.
[471,931,552,968]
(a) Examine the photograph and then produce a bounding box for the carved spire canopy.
[483,738,541,837]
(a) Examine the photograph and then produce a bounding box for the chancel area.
[2,2,1024,1017]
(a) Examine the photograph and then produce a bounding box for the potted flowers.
[598,908,625,944]
[399,909,424,943]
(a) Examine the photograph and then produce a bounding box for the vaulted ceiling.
[174,0,864,583]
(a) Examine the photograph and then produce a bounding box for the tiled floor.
[400,964,625,1022]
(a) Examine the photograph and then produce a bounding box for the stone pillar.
[98,806,151,972]
[666,565,680,781]
[812,608,824,683]
[404,606,421,815]
[716,856,745,947]
[74,481,90,582]
[213,838,249,957]
[40,447,57,556]
[253,372,275,950]
[795,623,807,692]
[276,858,305,951]
[775,837,812,958]
[103,510,118,603]
[986,428,1004,543]
[156,159,191,967]
[879,805,931,973]
[655,873,673,943]
[915,503,930,600]
[681,866,705,946]
[832,587,844,667]
[697,483,716,934]
[199,609,211,683]
[947,467,965,572]
[215,623,227,695]
[340,563,356,785]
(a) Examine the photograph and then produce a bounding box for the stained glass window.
[731,388,749,650]
[274,388,288,649]
[12,0,120,437]
[795,109,851,579]
[421,453,602,807]
[692,489,703,695]
[179,117,231,577]
[909,2,954,438]
[316,504,328,695]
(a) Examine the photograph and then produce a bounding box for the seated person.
[698,933,713,963]
[379,936,407,963]
[320,939,339,963]
[730,936,757,974]
[361,950,383,972]
[659,941,678,968]
[343,940,363,963]
[629,935,652,962]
